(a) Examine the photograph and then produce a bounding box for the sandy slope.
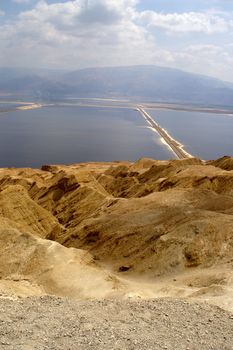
[0,156,233,313]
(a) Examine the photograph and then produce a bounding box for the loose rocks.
[0,297,232,350]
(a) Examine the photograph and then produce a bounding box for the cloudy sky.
[0,0,233,81]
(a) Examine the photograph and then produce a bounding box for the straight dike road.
[137,107,193,159]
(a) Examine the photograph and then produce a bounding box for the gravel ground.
[0,296,232,350]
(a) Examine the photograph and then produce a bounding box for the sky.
[0,0,233,81]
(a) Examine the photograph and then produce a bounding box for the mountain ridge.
[1,65,233,107]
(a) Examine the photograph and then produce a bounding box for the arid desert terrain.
[0,156,233,349]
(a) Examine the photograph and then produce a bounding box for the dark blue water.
[0,105,172,168]
[0,102,22,110]
[147,109,233,159]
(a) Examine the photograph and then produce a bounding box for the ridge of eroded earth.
[0,156,233,312]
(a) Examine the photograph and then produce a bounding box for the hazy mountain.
[62,65,233,106]
[0,67,70,99]
[1,65,233,107]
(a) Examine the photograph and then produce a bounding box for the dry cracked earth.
[0,155,233,348]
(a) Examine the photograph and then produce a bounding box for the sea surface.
[0,104,171,168]
[147,109,233,160]
[0,102,22,110]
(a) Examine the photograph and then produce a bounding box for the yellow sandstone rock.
[0,157,233,311]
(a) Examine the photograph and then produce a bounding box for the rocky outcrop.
[207,155,233,171]
[0,157,233,308]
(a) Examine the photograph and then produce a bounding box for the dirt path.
[0,297,232,350]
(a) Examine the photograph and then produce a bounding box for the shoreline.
[1,98,233,115]
[143,102,233,115]
[0,102,44,114]
[17,103,43,111]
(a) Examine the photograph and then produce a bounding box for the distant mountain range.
[1,65,233,107]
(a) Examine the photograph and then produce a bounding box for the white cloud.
[0,0,160,69]
[0,0,233,81]
[0,9,5,16]
[13,0,31,3]
[137,11,228,34]
[170,44,233,81]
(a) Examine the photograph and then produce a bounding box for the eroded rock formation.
[0,157,233,310]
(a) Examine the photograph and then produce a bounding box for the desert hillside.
[0,155,233,312]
